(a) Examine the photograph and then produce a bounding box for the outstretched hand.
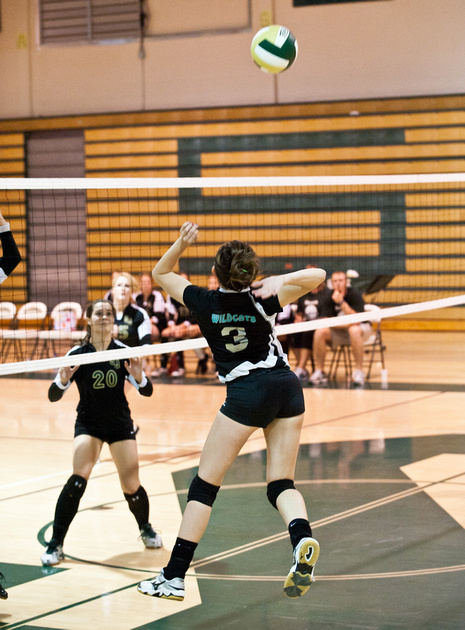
[180,222,198,246]
[124,356,143,383]
[251,275,283,299]
[59,364,79,386]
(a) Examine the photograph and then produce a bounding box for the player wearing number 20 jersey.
[48,338,153,443]
[183,285,288,383]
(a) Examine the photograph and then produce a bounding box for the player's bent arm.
[252,268,326,306]
[48,375,72,402]
[127,373,154,397]
[152,222,197,304]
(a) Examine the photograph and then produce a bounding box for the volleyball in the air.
[250,25,298,74]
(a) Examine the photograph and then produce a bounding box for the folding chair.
[363,303,386,379]
[38,301,83,358]
[2,302,47,361]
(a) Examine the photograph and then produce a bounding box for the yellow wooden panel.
[85,139,178,155]
[0,147,24,159]
[86,199,180,215]
[87,189,179,199]
[87,211,380,230]
[0,288,27,302]
[202,181,465,195]
[201,160,465,177]
[406,258,464,272]
[0,191,25,201]
[382,289,464,303]
[0,134,23,146]
[407,225,465,239]
[406,127,465,143]
[406,194,465,210]
[405,225,465,242]
[383,318,465,331]
[389,274,465,288]
[201,143,465,166]
[5,217,27,230]
[86,154,178,169]
[85,111,465,142]
[0,162,25,174]
[87,226,379,245]
[86,170,179,178]
[88,242,378,259]
[406,242,465,256]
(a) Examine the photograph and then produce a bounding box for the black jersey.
[183,285,287,383]
[114,303,152,347]
[319,285,366,318]
[0,225,21,285]
[48,339,153,427]
[297,287,331,321]
[134,290,166,318]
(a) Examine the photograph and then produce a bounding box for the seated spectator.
[134,272,169,341]
[309,270,372,387]
[134,272,170,376]
[293,278,331,383]
[112,272,152,348]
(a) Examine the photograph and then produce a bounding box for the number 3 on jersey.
[222,326,248,353]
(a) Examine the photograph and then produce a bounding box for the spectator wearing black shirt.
[309,270,372,387]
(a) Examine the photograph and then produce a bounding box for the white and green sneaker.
[41,540,65,567]
[284,537,320,599]
[139,523,163,549]
[138,569,185,601]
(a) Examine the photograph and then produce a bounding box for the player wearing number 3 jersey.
[138,223,326,602]
[40,299,162,568]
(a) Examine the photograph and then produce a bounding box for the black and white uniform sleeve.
[0,223,21,285]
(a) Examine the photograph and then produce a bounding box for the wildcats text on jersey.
[211,313,257,324]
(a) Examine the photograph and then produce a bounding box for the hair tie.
[241,269,248,273]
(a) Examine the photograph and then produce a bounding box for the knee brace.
[187,474,220,507]
[267,479,295,510]
[64,474,87,499]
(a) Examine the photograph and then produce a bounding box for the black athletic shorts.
[221,366,305,429]
[74,419,136,444]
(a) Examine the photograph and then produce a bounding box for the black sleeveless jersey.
[48,339,153,426]
[114,303,152,347]
[183,285,288,382]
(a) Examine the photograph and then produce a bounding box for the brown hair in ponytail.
[214,240,259,292]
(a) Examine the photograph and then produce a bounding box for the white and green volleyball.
[250,25,298,74]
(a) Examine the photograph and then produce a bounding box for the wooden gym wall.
[0,95,464,328]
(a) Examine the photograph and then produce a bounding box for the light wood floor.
[0,331,464,629]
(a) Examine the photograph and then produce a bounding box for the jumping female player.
[40,299,162,566]
[137,222,325,601]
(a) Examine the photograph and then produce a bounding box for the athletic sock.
[288,518,313,549]
[51,475,87,544]
[124,485,150,529]
[163,537,198,580]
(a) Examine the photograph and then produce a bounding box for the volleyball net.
[0,174,464,374]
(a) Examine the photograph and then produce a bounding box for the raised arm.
[152,222,198,304]
[251,267,326,307]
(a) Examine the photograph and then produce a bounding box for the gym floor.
[0,331,464,630]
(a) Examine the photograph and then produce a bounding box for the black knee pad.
[187,474,220,507]
[267,479,295,509]
[65,474,87,499]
